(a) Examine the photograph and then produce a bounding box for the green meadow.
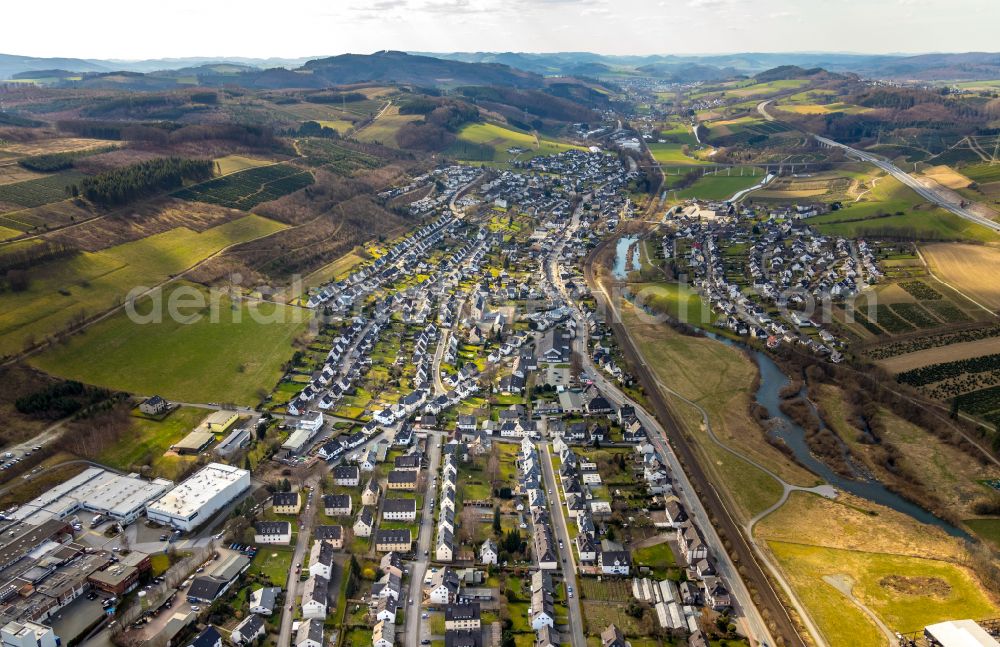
[32,281,307,404]
[0,214,287,357]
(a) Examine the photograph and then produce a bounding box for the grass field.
[631,282,713,327]
[770,541,999,638]
[0,214,287,358]
[658,121,697,146]
[97,406,207,475]
[646,142,709,166]
[965,518,1000,548]
[448,122,583,164]
[726,78,810,98]
[757,490,998,646]
[620,300,814,521]
[32,282,307,404]
[671,171,761,200]
[304,251,365,290]
[213,155,274,176]
[800,174,999,242]
[352,105,422,147]
[922,242,1000,309]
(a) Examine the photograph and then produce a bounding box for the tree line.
[17,146,116,172]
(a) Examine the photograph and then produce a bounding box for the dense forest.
[75,157,214,206]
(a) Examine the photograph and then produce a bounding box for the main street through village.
[7,153,798,647]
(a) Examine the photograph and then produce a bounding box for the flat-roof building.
[925,620,1000,647]
[10,468,172,525]
[146,463,250,531]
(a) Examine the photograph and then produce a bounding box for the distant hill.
[300,51,544,88]
[753,65,845,82]
[3,50,1000,85]
[0,53,109,79]
[635,62,740,82]
[413,51,1000,82]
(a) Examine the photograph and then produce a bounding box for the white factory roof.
[925,620,1000,647]
[11,467,172,523]
[146,463,249,518]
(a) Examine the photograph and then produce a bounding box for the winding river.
[615,252,970,537]
[750,346,969,538]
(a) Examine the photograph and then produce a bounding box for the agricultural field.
[213,155,274,176]
[352,105,422,147]
[0,214,287,358]
[174,163,313,210]
[0,137,113,158]
[775,102,870,115]
[756,491,999,646]
[32,281,308,404]
[876,336,1000,374]
[296,138,384,174]
[0,171,86,210]
[0,163,46,186]
[922,242,1000,310]
[447,122,582,164]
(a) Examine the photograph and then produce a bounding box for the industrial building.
[9,468,172,526]
[145,463,250,531]
[925,620,1000,647]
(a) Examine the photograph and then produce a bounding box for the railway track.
[583,238,808,647]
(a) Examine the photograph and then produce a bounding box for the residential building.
[375,529,412,553]
[444,603,481,631]
[254,521,291,545]
[271,492,300,515]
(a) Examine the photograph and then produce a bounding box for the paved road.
[538,443,586,647]
[581,240,806,647]
[541,200,788,646]
[277,474,321,647]
[757,99,1000,233]
[404,433,442,647]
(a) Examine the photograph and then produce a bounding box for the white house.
[301,575,329,619]
[232,614,265,645]
[254,521,291,545]
[480,539,498,565]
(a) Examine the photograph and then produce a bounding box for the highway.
[757,99,1000,233]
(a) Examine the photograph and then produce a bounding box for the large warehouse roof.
[925,620,1000,647]
[146,463,249,519]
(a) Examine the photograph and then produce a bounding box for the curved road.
[757,100,1000,233]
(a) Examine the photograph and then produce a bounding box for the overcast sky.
[6,0,998,60]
